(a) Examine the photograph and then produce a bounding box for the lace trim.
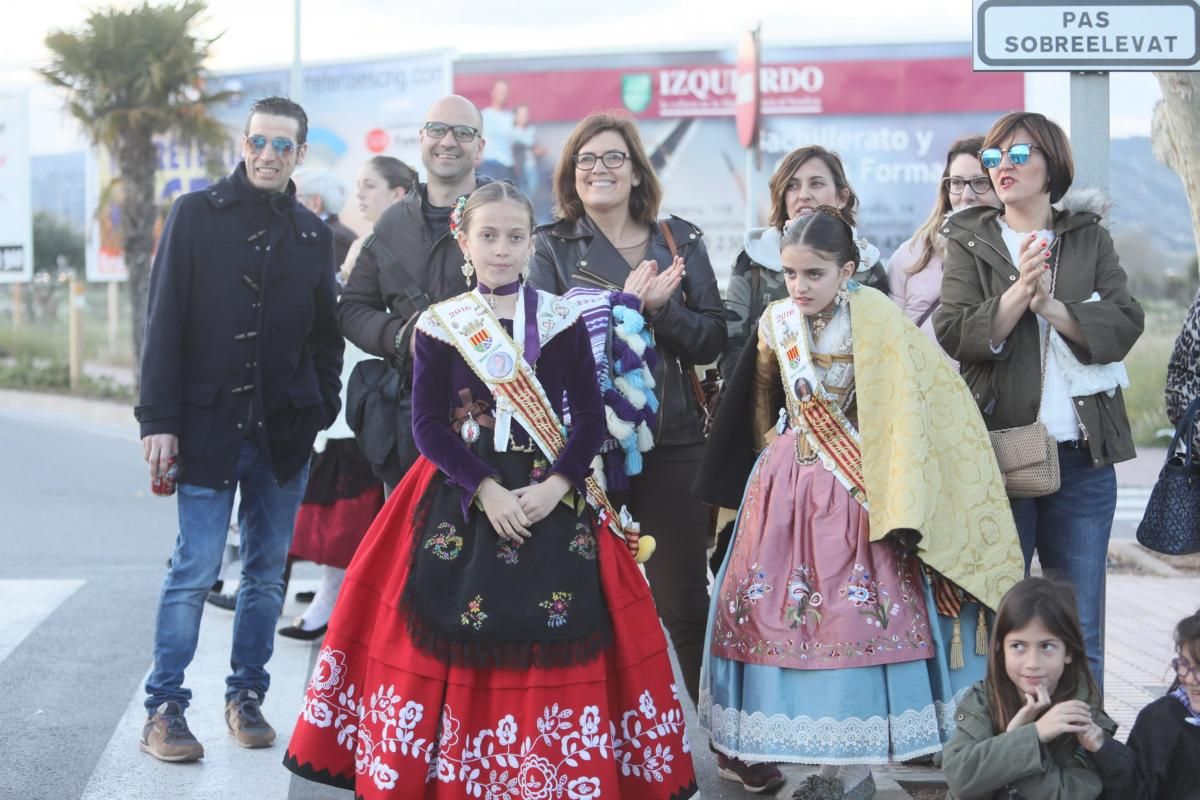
[698,687,970,765]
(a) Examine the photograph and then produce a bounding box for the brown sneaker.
[715,751,785,794]
[225,689,276,748]
[140,701,205,762]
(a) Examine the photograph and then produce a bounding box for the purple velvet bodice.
[412,309,605,517]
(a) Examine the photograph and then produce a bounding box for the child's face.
[459,199,533,289]
[1004,616,1072,697]
[1176,644,1200,706]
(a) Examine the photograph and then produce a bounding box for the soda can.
[152,456,179,497]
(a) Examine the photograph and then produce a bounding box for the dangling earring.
[835,280,849,306]
[461,255,474,285]
[522,252,532,281]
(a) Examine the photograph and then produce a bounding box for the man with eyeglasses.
[337,95,490,483]
[135,96,343,763]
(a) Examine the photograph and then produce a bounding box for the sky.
[0,0,1166,154]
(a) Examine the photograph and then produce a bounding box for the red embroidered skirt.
[284,457,698,800]
[290,439,385,568]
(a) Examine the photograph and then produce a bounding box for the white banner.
[87,49,454,282]
[0,92,32,284]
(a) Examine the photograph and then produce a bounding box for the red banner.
[455,57,1023,122]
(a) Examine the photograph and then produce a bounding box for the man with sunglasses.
[337,95,491,481]
[136,96,343,762]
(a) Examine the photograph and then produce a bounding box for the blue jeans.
[144,439,308,713]
[1010,443,1115,690]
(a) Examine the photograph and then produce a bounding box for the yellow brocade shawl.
[848,287,1022,611]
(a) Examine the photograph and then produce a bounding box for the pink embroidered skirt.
[711,429,933,670]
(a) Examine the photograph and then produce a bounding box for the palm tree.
[40,1,231,379]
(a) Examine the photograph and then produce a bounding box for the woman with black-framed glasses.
[935,111,1144,690]
[1092,607,1200,798]
[888,135,1001,354]
[529,112,726,715]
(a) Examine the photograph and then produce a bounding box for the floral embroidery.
[424,522,464,561]
[298,646,688,795]
[529,457,550,484]
[460,595,488,630]
[840,563,907,630]
[568,525,597,560]
[783,565,824,630]
[497,540,520,565]
[725,563,773,625]
[539,591,572,628]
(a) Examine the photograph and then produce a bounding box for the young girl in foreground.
[942,577,1116,799]
[1094,607,1200,799]
[284,182,697,799]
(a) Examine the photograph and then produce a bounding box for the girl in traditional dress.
[694,206,1024,799]
[284,181,697,800]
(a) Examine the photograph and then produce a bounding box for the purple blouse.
[412,307,606,518]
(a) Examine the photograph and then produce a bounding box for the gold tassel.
[976,606,989,657]
[950,617,964,670]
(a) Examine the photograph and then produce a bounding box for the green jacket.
[943,681,1116,800]
[934,201,1144,467]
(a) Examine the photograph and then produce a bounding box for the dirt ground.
[1108,545,1200,575]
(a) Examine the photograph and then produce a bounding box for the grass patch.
[1123,300,1191,448]
[0,357,134,403]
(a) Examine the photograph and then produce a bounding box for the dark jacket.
[136,162,343,488]
[934,200,1144,467]
[1166,287,1200,453]
[1093,693,1200,800]
[324,213,357,269]
[530,215,726,448]
[943,681,1115,800]
[338,181,489,359]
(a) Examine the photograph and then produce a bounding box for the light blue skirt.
[699,483,989,765]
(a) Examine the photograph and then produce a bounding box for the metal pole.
[107,281,119,354]
[11,284,23,328]
[1069,72,1110,192]
[68,276,84,391]
[745,148,756,231]
[289,0,303,102]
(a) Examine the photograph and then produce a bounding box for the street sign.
[973,0,1200,71]
[0,92,32,285]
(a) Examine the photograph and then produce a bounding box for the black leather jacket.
[531,215,726,447]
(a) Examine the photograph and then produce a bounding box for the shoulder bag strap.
[915,298,941,329]
[659,220,678,260]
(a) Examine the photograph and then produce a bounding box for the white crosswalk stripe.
[1114,486,1153,523]
[0,579,85,665]
[80,579,321,800]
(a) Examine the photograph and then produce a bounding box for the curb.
[1108,539,1185,578]
[0,388,134,427]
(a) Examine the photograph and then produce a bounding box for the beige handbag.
[987,248,1062,499]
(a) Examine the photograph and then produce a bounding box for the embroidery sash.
[766,299,868,509]
[419,288,630,550]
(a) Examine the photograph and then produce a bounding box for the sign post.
[736,26,761,231]
[973,0,1200,193]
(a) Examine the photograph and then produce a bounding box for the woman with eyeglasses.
[935,111,1144,688]
[887,136,1001,354]
[529,112,726,710]
[718,145,887,381]
[1093,606,1200,799]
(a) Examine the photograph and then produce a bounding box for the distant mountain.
[1108,137,1195,259]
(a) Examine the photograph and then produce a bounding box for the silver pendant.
[460,416,481,444]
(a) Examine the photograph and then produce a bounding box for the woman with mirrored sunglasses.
[887,136,1001,360]
[934,111,1144,690]
[529,112,726,713]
